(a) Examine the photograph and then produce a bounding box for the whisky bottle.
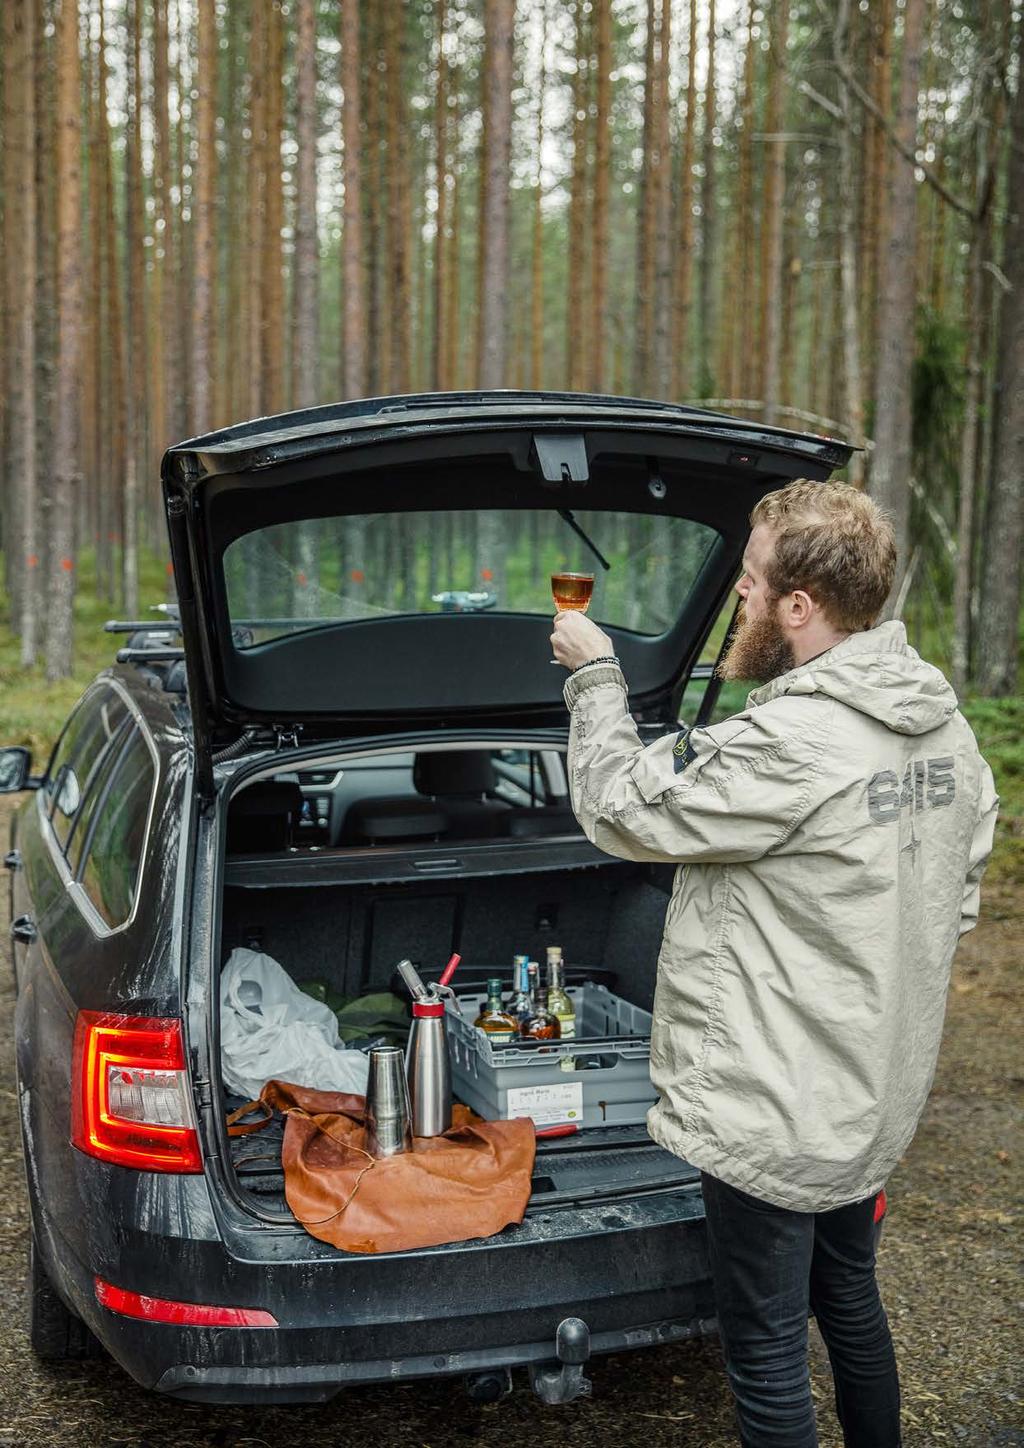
[545,946,576,1040]
[510,955,533,1023]
[473,978,519,1044]
[520,985,561,1041]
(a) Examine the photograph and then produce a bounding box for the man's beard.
[717,602,796,684]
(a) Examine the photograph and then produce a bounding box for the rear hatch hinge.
[273,724,304,751]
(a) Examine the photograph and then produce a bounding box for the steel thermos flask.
[397,955,461,1137]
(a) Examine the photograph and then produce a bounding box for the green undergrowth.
[0,548,170,761]
[0,554,1021,884]
[960,696,1024,885]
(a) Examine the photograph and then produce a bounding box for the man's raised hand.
[550,610,616,670]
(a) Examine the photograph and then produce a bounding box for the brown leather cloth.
[228,1080,536,1254]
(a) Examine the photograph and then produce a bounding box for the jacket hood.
[748,621,958,736]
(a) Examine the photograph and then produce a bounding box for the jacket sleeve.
[959,759,999,937]
[562,660,829,865]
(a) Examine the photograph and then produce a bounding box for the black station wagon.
[3,391,860,1405]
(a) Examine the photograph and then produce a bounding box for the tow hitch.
[528,1317,592,1405]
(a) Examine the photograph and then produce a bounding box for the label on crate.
[506,1081,584,1127]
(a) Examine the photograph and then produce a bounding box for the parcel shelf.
[447,981,656,1130]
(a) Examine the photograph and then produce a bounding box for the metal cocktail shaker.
[398,955,461,1137]
[364,1046,413,1156]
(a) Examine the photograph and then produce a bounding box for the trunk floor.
[224,1094,699,1215]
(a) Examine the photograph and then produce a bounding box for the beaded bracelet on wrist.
[568,655,620,677]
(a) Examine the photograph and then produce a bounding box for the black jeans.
[701,1172,901,1448]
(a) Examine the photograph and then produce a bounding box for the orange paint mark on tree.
[166,562,174,576]
[26,554,39,568]
[60,557,74,573]
[351,569,365,583]
[481,568,494,582]
[297,571,308,586]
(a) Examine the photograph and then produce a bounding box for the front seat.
[412,751,512,839]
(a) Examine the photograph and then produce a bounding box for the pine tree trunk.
[193,0,217,430]
[85,38,102,578]
[156,0,181,451]
[46,0,82,681]
[172,0,192,429]
[99,0,124,607]
[478,0,514,388]
[671,0,698,400]
[386,1,412,393]
[869,0,925,598]
[863,0,892,406]
[634,0,658,394]
[8,0,39,662]
[566,0,588,391]
[341,0,366,399]
[33,0,56,592]
[365,4,386,394]
[445,83,461,390]
[245,3,266,417]
[590,0,610,392]
[123,0,144,613]
[834,0,864,482]
[975,71,1023,695]
[261,0,285,414]
[530,4,546,391]
[698,0,716,390]
[760,0,789,425]
[651,0,673,396]
[432,0,448,389]
[293,0,319,409]
[0,3,13,594]
[735,0,757,401]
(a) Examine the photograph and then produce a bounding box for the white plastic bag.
[220,947,370,1099]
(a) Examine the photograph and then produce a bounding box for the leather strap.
[226,1097,275,1137]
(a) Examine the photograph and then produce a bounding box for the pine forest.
[0,0,1022,698]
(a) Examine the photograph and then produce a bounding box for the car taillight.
[94,1277,277,1328]
[71,1012,202,1173]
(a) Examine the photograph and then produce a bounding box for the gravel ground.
[0,797,1020,1447]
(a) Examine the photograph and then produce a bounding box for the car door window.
[46,689,129,853]
[76,726,156,929]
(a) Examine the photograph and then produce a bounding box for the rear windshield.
[223,509,718,648]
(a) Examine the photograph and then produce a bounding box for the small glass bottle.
[510,955,533,1023]
[520,985,561,1041]
[473,977,519,1044]
[546,946,576,1040]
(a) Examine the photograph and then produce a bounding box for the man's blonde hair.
[750,480,897,632]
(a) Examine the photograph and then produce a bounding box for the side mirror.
[0,748,35,794]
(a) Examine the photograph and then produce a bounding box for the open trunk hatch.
[162,391,852,784]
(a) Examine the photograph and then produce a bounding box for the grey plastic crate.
[446,981,656,1130]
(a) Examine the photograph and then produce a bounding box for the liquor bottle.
[545,946,576,1040]
[520,985,561,1041]
[473,978,519,1044]
[510,955,532,1023]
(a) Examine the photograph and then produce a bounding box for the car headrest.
[414,750,496,797]
[231,780,304,823]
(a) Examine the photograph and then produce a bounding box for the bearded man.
[550,480,997,1448]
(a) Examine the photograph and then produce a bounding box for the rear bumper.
[150,1310,719,1404]
[49,1171,714,1404]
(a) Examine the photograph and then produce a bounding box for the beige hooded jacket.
[564,621,998,1211]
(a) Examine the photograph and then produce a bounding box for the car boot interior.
[225,745,581,852]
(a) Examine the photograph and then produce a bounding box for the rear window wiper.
[558,509,611,572]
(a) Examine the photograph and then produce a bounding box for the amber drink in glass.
[551,572,594,613]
